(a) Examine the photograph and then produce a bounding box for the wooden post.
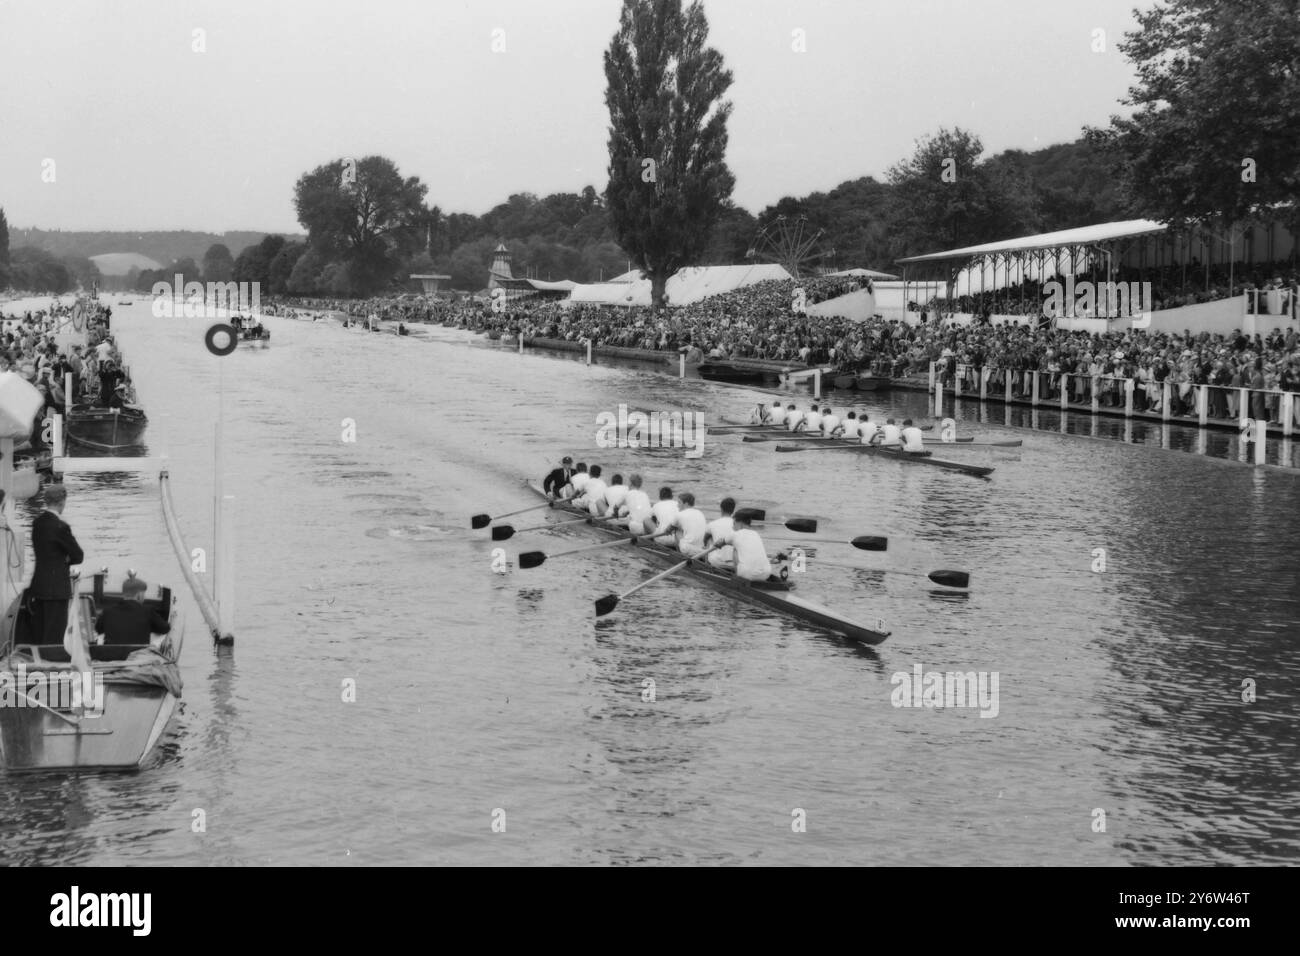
[1059,373,1068,411]
[934,377,943,416]
[954,364,962,398]
[1239,388,1249,421]
[1124,379,1134,418]
[1283,392,1294,438]
[586,339,593,366]
[1091,378,1100,415]
[813,369,821,401]
[928,361,935,394]
[1161,382,1171,422]
[518,334,524,354]
[217,494,235,636]
[1254,419,1266,465]
[1031,370,1039,407]
[1004,369,1012,405]
[979,367,988,401]
[679,353,685,379]
[52,412,63,457]
[1198,385,1209,427]
[64,372,72,414]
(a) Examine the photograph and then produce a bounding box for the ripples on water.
[0,304,1295,866]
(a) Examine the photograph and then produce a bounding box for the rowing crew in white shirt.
[555,467,786,582]
[749,405,932,453]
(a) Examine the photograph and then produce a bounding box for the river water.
[0,300,1296,866]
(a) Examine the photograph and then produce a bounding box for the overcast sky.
[0,0,1147,234]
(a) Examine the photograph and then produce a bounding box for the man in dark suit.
[95,576,171,645]
[28,484,84,644]
[542,456,575,497]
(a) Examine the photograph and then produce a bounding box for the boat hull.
[698,362,772,384]
[773,438,994,476]
[524,483,889,645]
[66,405,148,450]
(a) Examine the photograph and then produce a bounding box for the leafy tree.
[1086,0,1300,235]
[202,243,235,282]
[293,155,428,294]
[8,247,72,293]
[269,241,307,294]
[603,0,736,308]
[0,207,9,288]
[233,235,286,289]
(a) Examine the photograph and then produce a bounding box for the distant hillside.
[6,229,306,269]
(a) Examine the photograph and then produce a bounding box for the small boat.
[854,375,892,391]
[698,362,771,384]
[521,483,890,645]
[65,404,148,451]
[833,373,857,389]
[118,300,133,306]
[0,573,183,772]
[771,437,995,477]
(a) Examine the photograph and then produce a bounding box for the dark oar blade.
[594,594,619,617]
[784,518,818,533]
[851,535,889,552]
[471,513,490,529]
[490,525,515,541]
[734,508,767,522]
[518,551,545,569]
[929,569,970,588]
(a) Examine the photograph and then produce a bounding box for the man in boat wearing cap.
[95,575,171,645]
[543,456,575,497]
[27,484,84,644]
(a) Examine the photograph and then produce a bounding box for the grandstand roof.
[896,219,1167,265]
[826,267,898,280]
[568,263,792,307]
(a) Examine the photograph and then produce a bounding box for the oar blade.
[784,518,818,533]
[471,513,490,529]
[594,594,619,617]
[734,508,767,523]
[518,551,546,570]
[490,525,515,541]
[850,535,889,552]
[929,569,970,588]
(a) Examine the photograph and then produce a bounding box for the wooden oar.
[732,508,817,533]
[763,534,889,551]
[519,536,638,569]
[799,554,970,589]
[594,543,724,616]
[471,500,554,529]
[491,515,591,541]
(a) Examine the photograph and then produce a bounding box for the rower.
[648,487,679,544]
[820,405,840,437]
[900,419,926,453]
[748,402,767,424]
[795,403,821,433]
[619,474,653,534]
[668,492,709,557]
[784,403,802,431]
[568,462,590,499]
[858,414,880,444]
[767,401,787,426]
[704,497,737,567]
[880,418,902,446]
[543,456,575,497]
[579,465,608,515]
[603,473,629,517]
[835,411,858,440]
[722,511,788,583]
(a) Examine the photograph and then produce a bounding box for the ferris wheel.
[745,215,835,278]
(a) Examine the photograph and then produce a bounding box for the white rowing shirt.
[582,477,608,514]
[881,424,902,445]
[768,406,787,425]
[623,489,652,532]
[604,484,629,512]
[570,472,590,494]
[785,411,803,431]
[840,419,860,440]
[900,426,925,452]
[724,527,772,581]
[821,414,840,436]
[859,421,879,443]
[705,515,735,566]
[802,410,822,432]
[650,498,679,536]
[675,507,708,555]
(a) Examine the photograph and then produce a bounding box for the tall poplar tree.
[603,0,735,310]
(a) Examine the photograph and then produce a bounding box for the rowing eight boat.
[521,482,890,645]
[769,437,995,476]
